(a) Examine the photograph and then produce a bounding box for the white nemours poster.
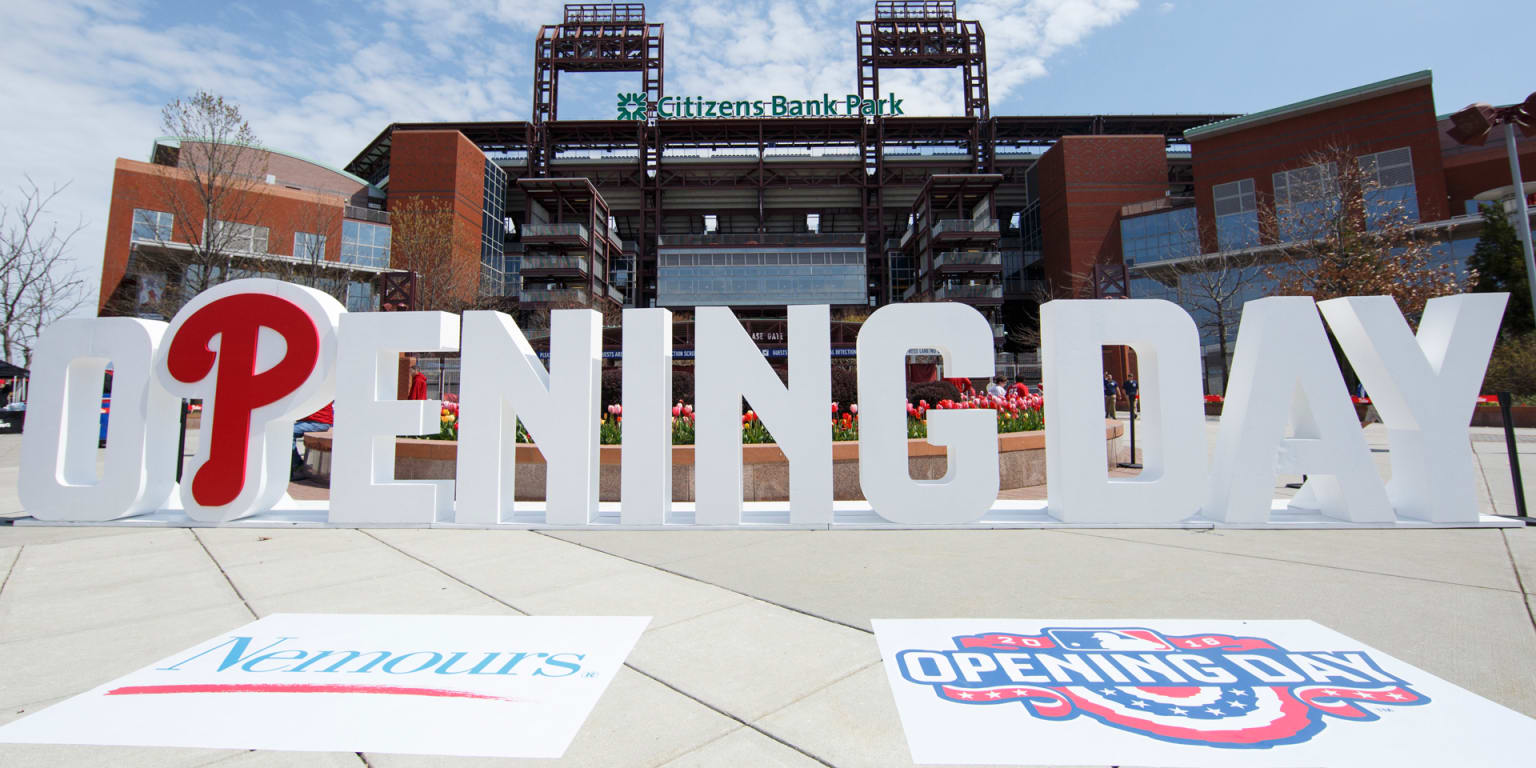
[873,618,1536,767]
[0,614,649,758]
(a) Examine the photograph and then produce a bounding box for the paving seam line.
[1056,528,1526,594]
[0,544,20,601]
[356,530,839,768]
[529,530,876,635]
[189,529,257,620]
[1500,530,1536,635]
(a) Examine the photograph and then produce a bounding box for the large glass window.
[1212,179,1258,250]
[1272,163,1339,242]
[656,247,867,306]
[481,159,507,290]
[1358,147,1419,226]
[341,219,391,268]
[211,220,269,254]
[131,209,174,241]
[293,232,327,261]
[1120,207,1198,265]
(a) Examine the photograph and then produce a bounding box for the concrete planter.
[304,422,1127,501]
[1471,403,1536,428]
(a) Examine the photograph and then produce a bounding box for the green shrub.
[1483,333,1536,397]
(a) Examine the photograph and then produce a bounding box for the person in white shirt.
[986,377,1006,398]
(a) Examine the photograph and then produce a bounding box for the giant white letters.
[1042,299,1208,523]
[20,318,180,520]
[330,311,460,524]
[857,303,998,524]
[1206,297,1392,523]
[154,279,342,522]
[1319,294,1507,523]
[13,278,1514,528]
[620,308,673,525]
[455,310,602,525]
[696,305,832,524]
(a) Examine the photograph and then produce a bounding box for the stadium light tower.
[1447,94,1536,326]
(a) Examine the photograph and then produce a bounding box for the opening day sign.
[874,619,1536,767]
[0,614,649,758]
[15,278,1515,529]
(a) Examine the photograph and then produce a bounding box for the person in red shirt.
[407,356,428,400]
[291,403,333,480]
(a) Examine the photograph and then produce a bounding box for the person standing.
[407,356,428,400]
[1123,374,1139,414]
[987,377,1006,398]
[1103,372,1119,419]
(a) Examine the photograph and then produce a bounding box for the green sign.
[616,92,905,120]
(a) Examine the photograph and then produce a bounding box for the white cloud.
[1,0,1141,317]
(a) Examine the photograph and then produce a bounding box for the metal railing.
[523,222,589,242]
[524,286,590,305]
[932,218,999,237]
[521,254,589,272]
[932,250,1002,269]
[657,232,865,247]
[344,205,390,224]
[933,283,1003,300]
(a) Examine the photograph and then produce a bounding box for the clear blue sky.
[3,0,1532,309]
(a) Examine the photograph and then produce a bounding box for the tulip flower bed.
[428,384,1047,444]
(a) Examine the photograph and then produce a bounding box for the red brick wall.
[1188,83,1449,251]
[98,158,348,314]
[387,130,487,305]
[1036,135,1169,297]
[1442,134,1536,215]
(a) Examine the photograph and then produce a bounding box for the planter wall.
[304,422,1126,502]
[1471,404,1536,428]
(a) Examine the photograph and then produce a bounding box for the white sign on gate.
[873,618,1536,767]
[0,614,649,758]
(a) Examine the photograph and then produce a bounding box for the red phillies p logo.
[157,280,342,522]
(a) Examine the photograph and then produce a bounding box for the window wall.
[211,220,269,254]
[131,209,174,241]
[1212,179,1258,250]
[293,232,326,261]
[341,220,391,268]
[1273,162,1339,242]
[481,159,507,292]
[1120,207,1198,266]
[1358,147,1418,226]
[656,247,867,306]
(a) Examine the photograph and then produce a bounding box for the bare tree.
[0,179,87,366]
[1262,142,1462,320]
[278,194,351,305]
[138,91,269,312]
[388,197,470,312]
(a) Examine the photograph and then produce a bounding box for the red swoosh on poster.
[105,683,520,702]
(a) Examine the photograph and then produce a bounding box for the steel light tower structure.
[856,1,992,303]
[1447,94,1536,326]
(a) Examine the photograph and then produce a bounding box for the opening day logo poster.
[0,614,649,758]
[874,618,1536,767]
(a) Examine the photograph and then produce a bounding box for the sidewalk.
[2,426,1535,766]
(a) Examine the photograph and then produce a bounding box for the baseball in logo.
[895,627,1429,749]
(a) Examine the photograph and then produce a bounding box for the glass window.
[340,220,391,268]
[293,232,327,261]
[1359,147,1419,226]
[1273,163,1339,242]
[211,220,269,254]
[1211,180,1259,251]
[131,209,174,241]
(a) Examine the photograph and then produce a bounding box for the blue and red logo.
[895,627,1429,749]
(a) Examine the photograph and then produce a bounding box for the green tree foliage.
[1467,203,1532,337]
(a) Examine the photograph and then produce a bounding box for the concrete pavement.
[2,424,1536,766]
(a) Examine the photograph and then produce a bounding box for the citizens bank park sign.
[616,91,905,119]
[14,278,1514,529]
